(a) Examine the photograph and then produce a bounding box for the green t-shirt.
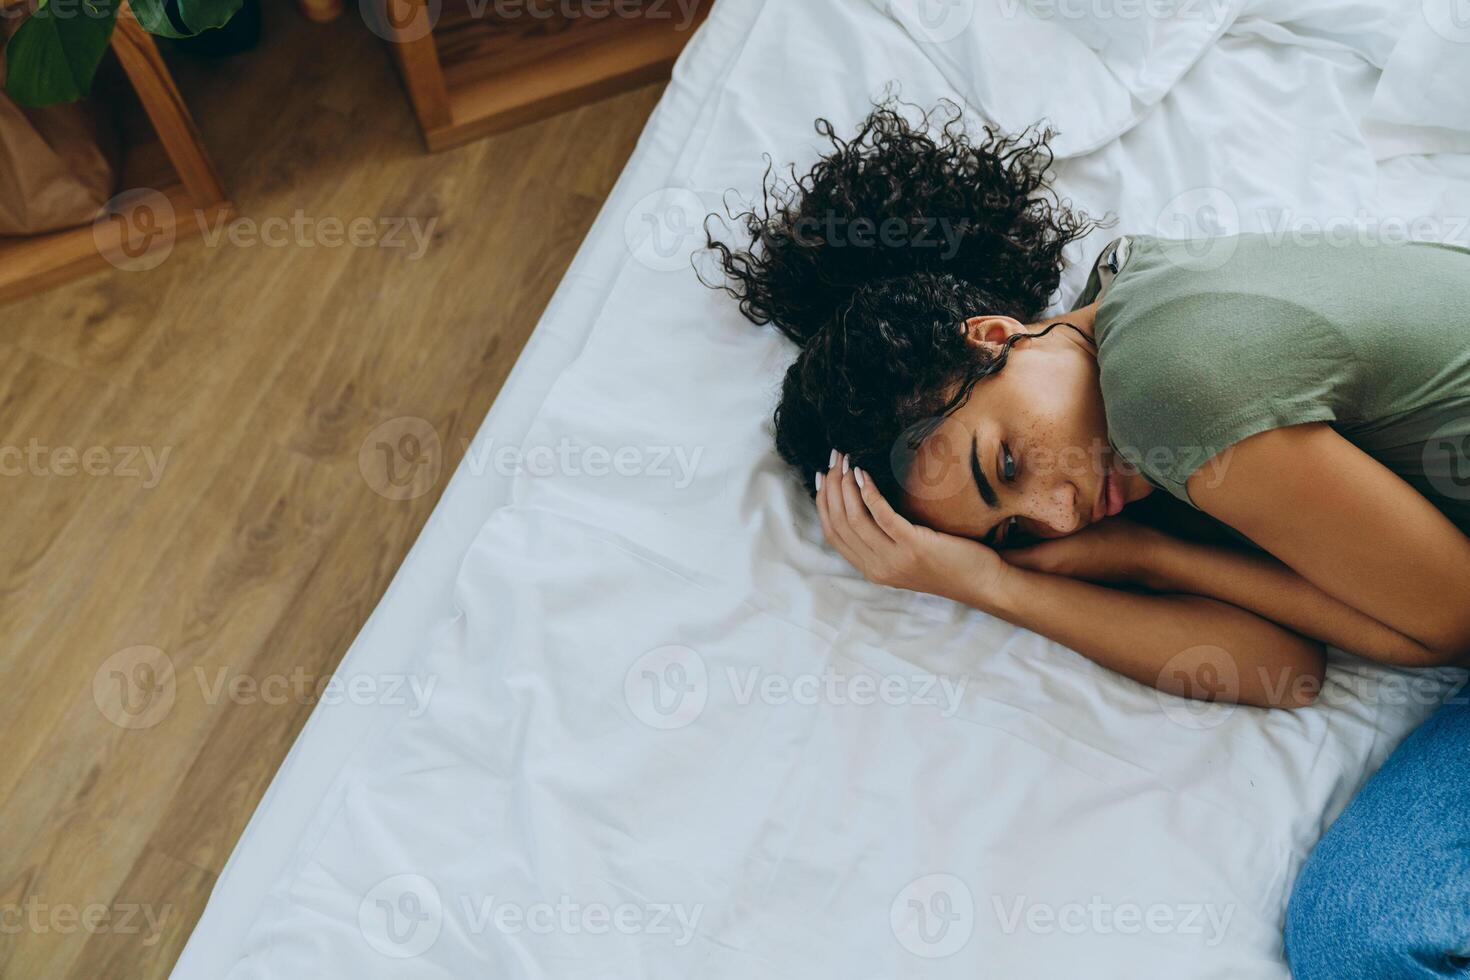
[1073,233,1470,536]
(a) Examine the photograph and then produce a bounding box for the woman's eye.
[1001,444,1017,481]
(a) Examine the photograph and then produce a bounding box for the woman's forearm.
[1144,538,1442,667]
[958,562,1325,708]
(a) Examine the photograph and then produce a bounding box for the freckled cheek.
[1015,410,1102,490]
[1012,417,1062,482]
[1016,484,1050,516]
[1012,435,1091,532]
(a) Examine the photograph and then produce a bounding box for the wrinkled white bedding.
[175,0,1470,976]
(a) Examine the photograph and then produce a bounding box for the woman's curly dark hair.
[702,98,1101,505]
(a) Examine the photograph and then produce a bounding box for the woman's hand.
[1002,517,1166,586]
[816,452,1006,605]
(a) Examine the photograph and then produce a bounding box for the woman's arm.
[816,458,1324,708]
[1005,518,1446,667]
[1143,536,1448,667]
[980,564,1325,708]
[1187,423,1470,665]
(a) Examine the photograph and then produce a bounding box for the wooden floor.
[0,7,663,977]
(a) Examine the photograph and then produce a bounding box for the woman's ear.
[961,316,1023,350]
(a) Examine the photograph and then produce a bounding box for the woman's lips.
[1092,467,1126,523]
[1105,469,1125,518]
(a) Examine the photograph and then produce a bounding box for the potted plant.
[2,0,250,106]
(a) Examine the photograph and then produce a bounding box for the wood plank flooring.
[0,6,663,976]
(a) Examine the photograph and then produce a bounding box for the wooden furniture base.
[384,0,710,152]
[0,5,230,304]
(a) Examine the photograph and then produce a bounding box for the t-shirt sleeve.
[1097,290,1345,507]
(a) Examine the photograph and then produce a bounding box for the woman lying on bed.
[705,100,1470,980]
[706,101,1470,705]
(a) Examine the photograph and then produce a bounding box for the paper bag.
[0,14,121,235]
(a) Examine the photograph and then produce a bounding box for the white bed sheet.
[173,0,1470,976]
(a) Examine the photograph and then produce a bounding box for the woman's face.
[897,315,1146,546]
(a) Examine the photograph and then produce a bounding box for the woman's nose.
[1026,483,1082,536]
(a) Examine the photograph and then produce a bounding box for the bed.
[172,0,1470,976]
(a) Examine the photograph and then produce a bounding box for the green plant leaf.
[3,0,120,106]
[126,0,185,37]
[129,0,243,37]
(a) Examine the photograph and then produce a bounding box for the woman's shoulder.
[1092,238,1348,504]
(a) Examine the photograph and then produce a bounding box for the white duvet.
[203,0,1470,976]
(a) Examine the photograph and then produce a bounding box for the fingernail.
[842,455,851,475]
[815,471,824,492]
[855,468,866,489]
[829,449,838,469]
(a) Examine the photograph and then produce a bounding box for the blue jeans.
[1285,694,1470,979]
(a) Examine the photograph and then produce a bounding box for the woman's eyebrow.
[971,433,999,508]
